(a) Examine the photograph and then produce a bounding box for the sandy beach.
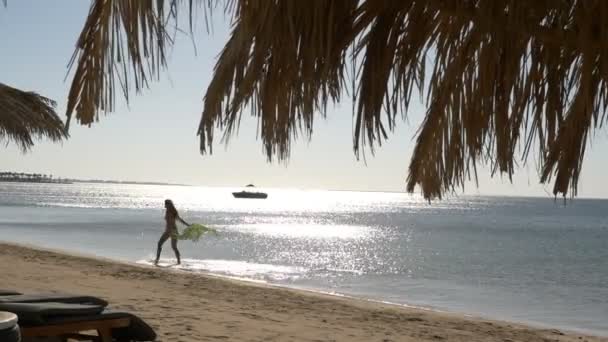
[0,242,604,342]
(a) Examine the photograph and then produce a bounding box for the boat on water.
[232,191,268,199]
[232,184,268,199]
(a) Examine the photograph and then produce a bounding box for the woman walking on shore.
[155,199,190,265]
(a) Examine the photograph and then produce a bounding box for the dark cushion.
[0,294,108,307]
[0,302,104,325]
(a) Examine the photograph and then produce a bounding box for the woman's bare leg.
[171,237,181,265]
[155,232,171,265]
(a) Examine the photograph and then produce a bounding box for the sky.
[1,1,607,198]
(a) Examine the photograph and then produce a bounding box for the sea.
[0,182,606,335]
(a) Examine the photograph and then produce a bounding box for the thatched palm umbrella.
[1,0,67,150]
[67,0,607,200]
[0,82,67,151]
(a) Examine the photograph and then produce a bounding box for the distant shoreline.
[0,179,188,187]
[72,180,190,187]
[0,179,72,185]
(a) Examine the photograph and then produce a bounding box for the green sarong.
[177,223,218,242]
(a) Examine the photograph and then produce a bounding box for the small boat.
[232,184,268,199]
[232,191,268,199]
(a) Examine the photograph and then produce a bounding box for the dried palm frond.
[65,0,215,128]
[199,0,608,199]
[0,83,67,150]
[199,0,358,159]
[66,0,608,200]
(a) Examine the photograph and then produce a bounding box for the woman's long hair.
[165,199,178,217]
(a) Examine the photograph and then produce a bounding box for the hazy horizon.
[2,1,608,199]
[4,174,608,201]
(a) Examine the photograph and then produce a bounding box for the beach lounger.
[0,302,156,341]
[0,302,104,325]
[21,310,156,342]
[0,293,108,307]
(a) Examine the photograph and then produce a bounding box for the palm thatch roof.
[0,82,67,151]
[1,1,67,150]
[67,0,608,200]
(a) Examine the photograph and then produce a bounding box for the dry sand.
[0,242,605,342]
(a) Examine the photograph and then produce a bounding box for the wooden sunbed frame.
[21,317,131,342]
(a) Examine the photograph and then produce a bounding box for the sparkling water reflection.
[1,182,607,335]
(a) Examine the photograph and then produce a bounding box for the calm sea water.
[0,182,607,335]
